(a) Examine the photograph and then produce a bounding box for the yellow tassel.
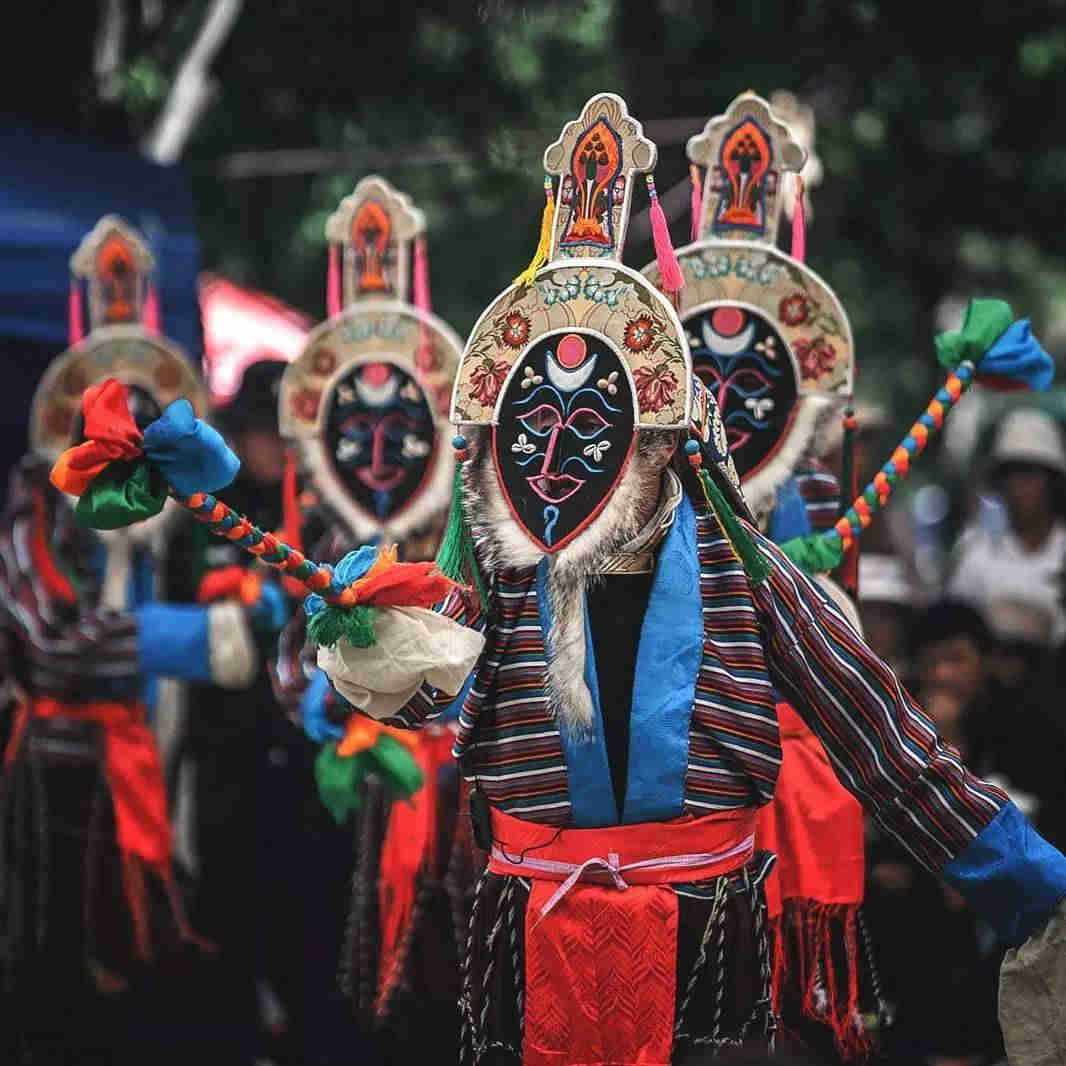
[513,176,555,288]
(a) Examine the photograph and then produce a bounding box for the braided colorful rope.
[178,490,356,606]
[51,378,458,620]
[830,360,974,552]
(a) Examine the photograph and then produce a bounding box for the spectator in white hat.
[858,552,922,677]
[948,406,1066,644]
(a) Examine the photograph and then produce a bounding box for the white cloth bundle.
[317,606,485,720]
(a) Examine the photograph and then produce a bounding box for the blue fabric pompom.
[978,319,1055,392]
[142,399,240,496]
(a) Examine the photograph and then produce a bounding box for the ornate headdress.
[29,216,205,461]
[451,93,743,557]
[644,92,854,520]
[279,177,462,542]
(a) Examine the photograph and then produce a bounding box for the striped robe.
[385,493,1007,874]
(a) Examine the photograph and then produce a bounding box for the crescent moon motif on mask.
[546,351,598,393]
[354,371,399,406]
[700,317,756,357]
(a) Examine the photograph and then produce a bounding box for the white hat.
[989,407,1066,477]
[858,553,917,606]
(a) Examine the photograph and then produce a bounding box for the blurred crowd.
[856,400,1066,1066]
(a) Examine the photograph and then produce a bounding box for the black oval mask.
[683,305,797,480]
[492,331,635,552]
[324,361,436,521]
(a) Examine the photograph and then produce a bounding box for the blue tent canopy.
[0,120,202,355]
[0,120,202,497]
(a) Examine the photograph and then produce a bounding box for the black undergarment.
[586,572,655,818]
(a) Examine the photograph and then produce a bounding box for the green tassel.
[697,467,770,584]
[306,604,377,649]
[434,461,489,608]
[778,532,845,575]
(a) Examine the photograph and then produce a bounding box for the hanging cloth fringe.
[646,173,684,303]
[68,278,85,345]
[513,176,555,288]
[689,164,702,243]
[790,175,807,263]
[327,243,342,317]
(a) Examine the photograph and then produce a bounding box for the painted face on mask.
[324,361,436,521]
[684,305,797,479]
[492,330,635,551]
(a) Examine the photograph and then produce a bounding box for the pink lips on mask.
[526,473,584,503]
[356,466,406,491]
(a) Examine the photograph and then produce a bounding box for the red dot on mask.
[556,334,587,369]
[711,307,745,337]
[362,362,392,386]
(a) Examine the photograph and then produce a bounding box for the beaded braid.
[828,359,976,551]
[176,491,357,605]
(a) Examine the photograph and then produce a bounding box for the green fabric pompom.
[74,460,168,530]
[778,533,845,575]
[934,299,1012,371]
[306,604,377,649]
[369,734,424,799]
[314,743,371,822]
[314,736,424,824]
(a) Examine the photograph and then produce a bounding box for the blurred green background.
[14,0,1066,430]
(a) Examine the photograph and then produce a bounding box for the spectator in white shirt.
[948,406,1066,644]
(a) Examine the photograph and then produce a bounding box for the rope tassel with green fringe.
[780,299,1054,575]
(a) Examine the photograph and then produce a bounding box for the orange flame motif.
[353,200,391,293]
[562,118,622,248]
[97,235,138,324]
[717,119,772,231]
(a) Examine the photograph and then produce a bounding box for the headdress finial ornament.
[687,91,806,247]
[70,215,157,332]
[325,176,426,309]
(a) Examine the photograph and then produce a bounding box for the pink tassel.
[68,279,85,345]
[413,235,432,314]
[791,175,806,263]
[143,283,161,333]
[327,244,342,317]
[413,234,435,372]
[646,174,684,300]
[689,164,702,243]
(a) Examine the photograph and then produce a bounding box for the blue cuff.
[943,802,1066,946]
[135,603,212,682]
[302,668,344,743]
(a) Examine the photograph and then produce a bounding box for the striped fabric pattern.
[750,527,1008,869]
[0,466,141,701]
[792,460,840,533]
[382,491,1007,873]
